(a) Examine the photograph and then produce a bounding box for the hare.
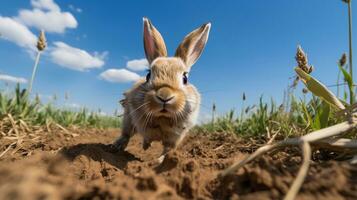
[113,17,211,162]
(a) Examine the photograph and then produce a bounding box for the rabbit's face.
[137,17,210,119]
[144,57,191,117]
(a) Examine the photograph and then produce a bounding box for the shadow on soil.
[60,143,140,170]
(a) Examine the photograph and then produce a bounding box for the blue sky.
[0,0,355,121]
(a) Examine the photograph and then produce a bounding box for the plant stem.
[348,1,354,104]
[211,103,216,125]
[28,51,41,94]
[337,67,341,98]
[240,101,245,121]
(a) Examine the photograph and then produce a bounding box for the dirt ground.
[0,129,357,200]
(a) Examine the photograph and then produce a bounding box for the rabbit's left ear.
[175,23,211,69]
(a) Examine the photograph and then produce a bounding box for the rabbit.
[113,17,211,162]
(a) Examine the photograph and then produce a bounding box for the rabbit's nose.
[156,95,174,103]
[156,87,175,104]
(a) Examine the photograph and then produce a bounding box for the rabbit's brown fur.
[113,18,211,161]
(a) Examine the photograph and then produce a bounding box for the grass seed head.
[36,30,47,51]
[339,53,347,66]
[302,88,309,94]
[295,45,313,74]
[342,0,350,4]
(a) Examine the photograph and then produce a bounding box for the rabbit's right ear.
[143,17,167,64]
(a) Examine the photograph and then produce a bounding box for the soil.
[0,129,357,200]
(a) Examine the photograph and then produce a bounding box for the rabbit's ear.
[143,17,167,64]
[175,23,211,69]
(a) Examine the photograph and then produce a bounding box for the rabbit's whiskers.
[128,102,149,118]
[143,111,153,131]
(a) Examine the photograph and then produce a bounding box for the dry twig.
[284,141,311,200]
[219,119,357,199]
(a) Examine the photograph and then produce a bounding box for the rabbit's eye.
[146,72,151,82]
[183,72,188,85]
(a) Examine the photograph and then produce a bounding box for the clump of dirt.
[0,129,357,199]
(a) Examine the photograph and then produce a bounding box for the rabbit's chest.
[140,117,187,141]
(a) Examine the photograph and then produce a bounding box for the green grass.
[0,85,121,130]
[196,95,344,138]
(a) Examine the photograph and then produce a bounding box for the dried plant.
[36,30,47,51]
[292,46,314,88]
[28,30,47,94]
[341,0,354,104]
[220,43,356,200]
[295,45,313,74]
[337,53,348,98]
[0,85,121,159]
[302,88,309,94]
[339,53,347,67]
[342,0,350,4]
[211,103,216,124]
[220,72,356,199]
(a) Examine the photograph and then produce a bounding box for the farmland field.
[2,0,357,199]
[1,128,356,200]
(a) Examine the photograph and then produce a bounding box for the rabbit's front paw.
[112,136,129,151]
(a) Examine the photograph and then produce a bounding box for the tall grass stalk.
[211,102,216,125]
[240,92,246,121]
[28,30,46,94]
[28,52,41,93]
[348,0,353,82]
[337,53,347,97]
[343,0,355,104]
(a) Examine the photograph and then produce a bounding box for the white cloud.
[0,0,77,53]
[12,0,77,34]
[31,0,60,11]
[50,42,105,71]
[17,8,77,33]
[0,0,104,75]
[99,58,148,84]
[0,16,37,50]
[126,58,149,71]
[100,69,141,83]
[69,4,82,13]
[0,74,28,84]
